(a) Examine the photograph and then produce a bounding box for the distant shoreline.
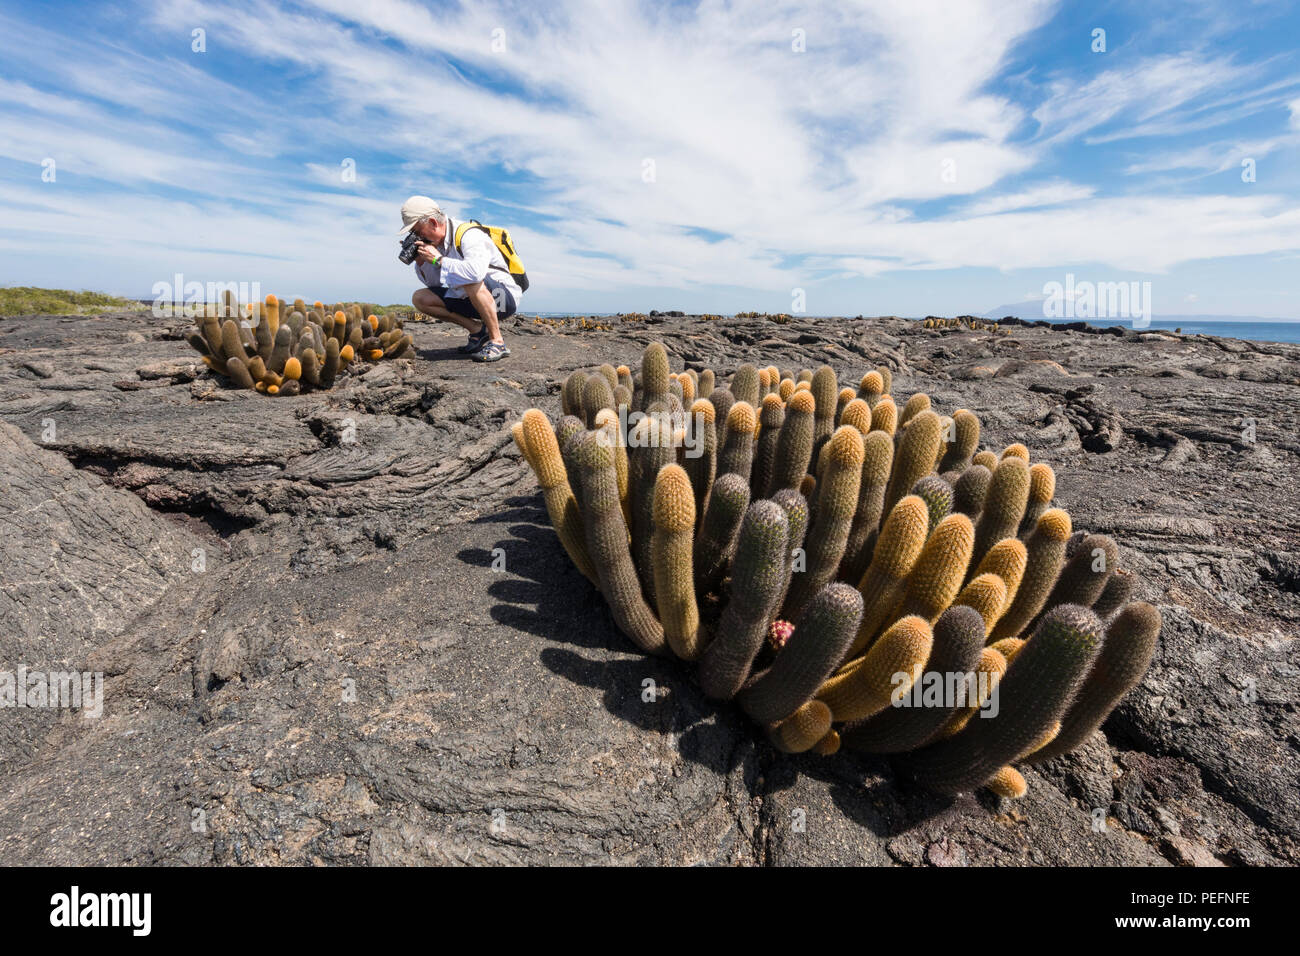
[106,300,1300,346]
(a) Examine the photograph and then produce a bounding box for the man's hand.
[415,242,440,266]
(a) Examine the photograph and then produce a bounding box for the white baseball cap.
[397,195,443,235]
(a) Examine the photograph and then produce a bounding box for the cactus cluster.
[184,292,413,395]
[516,343,1160,801]
[921,315,1009,333]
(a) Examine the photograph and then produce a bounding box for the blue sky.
[1,0,1298,317]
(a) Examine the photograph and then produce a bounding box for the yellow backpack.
[453,220,530,292]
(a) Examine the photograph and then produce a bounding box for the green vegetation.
[0,287,138,315]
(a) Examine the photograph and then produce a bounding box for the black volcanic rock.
[1,309,1296,865]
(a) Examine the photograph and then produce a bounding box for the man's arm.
[437,228,493,287]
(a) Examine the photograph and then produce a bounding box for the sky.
[1,0,1298,318]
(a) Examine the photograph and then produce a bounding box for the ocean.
[1007,317,1300,345]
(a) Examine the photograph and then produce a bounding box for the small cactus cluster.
[921,315,1008,333]
[735,311,794,324]
[515,345,1160,801]
[185,292,413,395]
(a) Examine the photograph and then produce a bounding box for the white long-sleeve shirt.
[415,218,524,302]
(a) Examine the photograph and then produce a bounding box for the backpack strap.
[452,219,487,255]
[453,219,514,282]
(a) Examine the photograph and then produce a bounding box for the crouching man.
[398,195,523,363]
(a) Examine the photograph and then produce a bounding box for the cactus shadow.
[456,512,622,652]
[825,765,957,837]
[472,498,548,526]
[457,505,746,773]
[536,646,743,775]
[751,746,955,837]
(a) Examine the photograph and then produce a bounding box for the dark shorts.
[429,277,518,321]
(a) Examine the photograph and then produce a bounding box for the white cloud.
[963,181,1096,217]
[0,0,1298,306]
[1028,52,1295,145]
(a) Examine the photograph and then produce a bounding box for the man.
[398,195,521,362]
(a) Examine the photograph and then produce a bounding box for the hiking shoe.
[457,326,489,353]
[472,340,510,362]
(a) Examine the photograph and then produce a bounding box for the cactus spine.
[771,488,809,613]
[838,397,872,436]
[849,495,929,656]
[717,401,757,484]
[911,474,953,537]
[573,432,666,655]
[839,605,985,753]
[641,342,670,410]
[972,538,1028,619]
[782,426,863,620]
[899,392,931,427]
[693,472,750,597]
[898,605,1104,793]
[951,572,1009,636]
[683,398,717,526]
[938,409,980,473]
[840,430,894,584]
[951,463,990,518]
[1091,568,1135,620]
[896,512,975,624]
[708,386,735,428]
[1033,533,1119,628]
[730,364,760,405]
[562,370,587,417]
[652,465,703,660]
[970,456,1030,573]
[817,615,933,722]
[594,409,629,524]
[225,356,255,390]
[269,325,293,374]
[883,410,942,517]
[1002,443,1029,462]
[698,500,789,699]
[988,767,1028,799]
[835,387,856,425]
[990,508,1072,641]
[752,394,785,499]
[767,388,815,496]
[739,582,863,725]
[770,700,833,754]
[810,365,838,459]
[520,411,598,584]
[1018,462,1056,535]
[1026,602,1160,762]
[582,373,614,429]
[857,371,884,406]
[629,415,675,608]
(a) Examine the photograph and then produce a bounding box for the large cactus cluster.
[185,293,412,395]
[514,343,1160,800]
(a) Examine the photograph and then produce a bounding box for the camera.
[398,232,423,265]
